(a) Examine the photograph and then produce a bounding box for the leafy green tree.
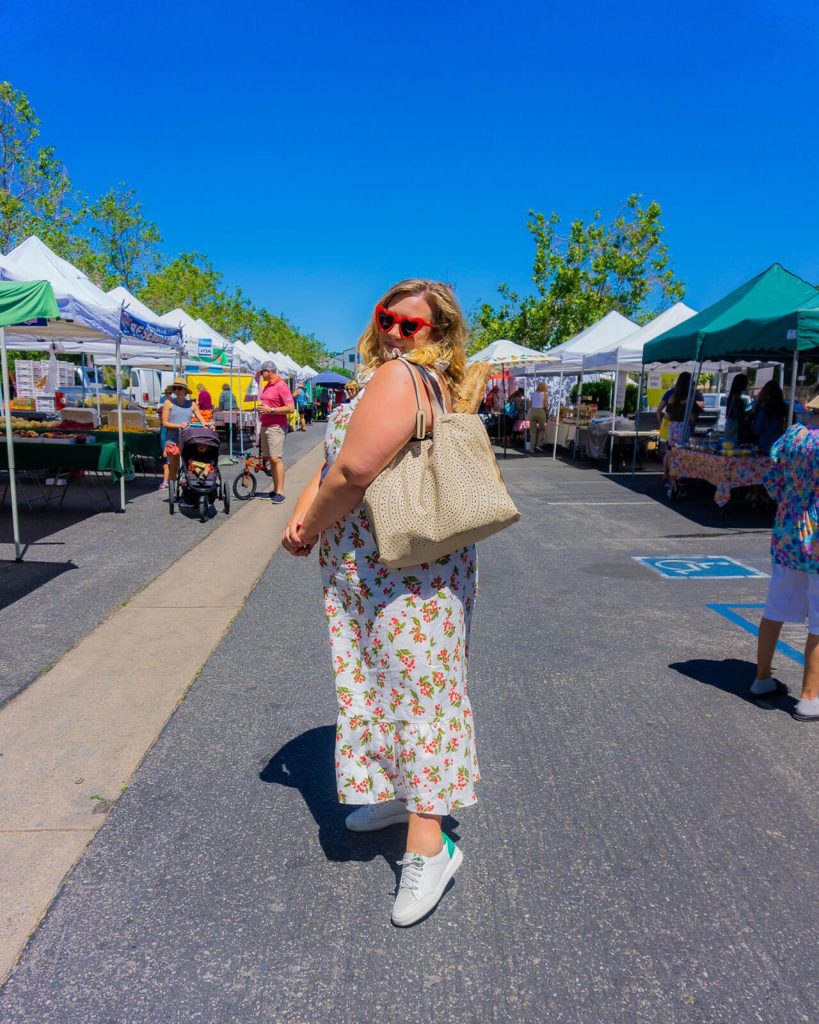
[0,81,83,256]
[470,195,685,352]
[80,184,162,291]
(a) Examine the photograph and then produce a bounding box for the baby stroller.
[169,425,230,520]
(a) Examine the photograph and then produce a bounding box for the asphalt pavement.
[0,424,320,705]
[1,449,817,1023]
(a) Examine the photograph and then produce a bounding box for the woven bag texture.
[364,410,520,569]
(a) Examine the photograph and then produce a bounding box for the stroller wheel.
[199,494,208,522]
[232,471,257,501]
[223,484,231,515]
[168,479,176,515]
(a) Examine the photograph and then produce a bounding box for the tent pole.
[574,371,583,461]
[680,356,702,443]
[116,333,126,512]
[94,355,101,421]
[229,344,235,459]
[502,363,508,460]
[787,355,798,427]
[552,362,565,460]
[631,367,645,476]
[1,327,24,561]
[608,366,619,474]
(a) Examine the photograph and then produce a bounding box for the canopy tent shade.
[272,351,302,376]
[537,310,639,374]
[311,370,350,386]
[680,291,819,362]
[467,338,558,371]
[643,264,818,366]
[298,364,319,379]
[0,237,182,514]
[582,303,698,373]
[0,279,61,560]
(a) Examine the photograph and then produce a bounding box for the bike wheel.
[232,471,257,500]
[199,494,208,522]
[168,479,175,515]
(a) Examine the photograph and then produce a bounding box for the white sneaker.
[391,834,463,927]
[345,799,410,832]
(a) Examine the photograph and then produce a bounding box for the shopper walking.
[160,378,206,487]
[529,381,548,451]
[258,360,295,504]
[282,279,479,926]
[751,390,819,721]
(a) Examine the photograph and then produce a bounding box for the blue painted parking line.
[707,602,805,666]
[634,556,768,580]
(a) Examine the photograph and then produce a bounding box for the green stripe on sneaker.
[442,833,456,859]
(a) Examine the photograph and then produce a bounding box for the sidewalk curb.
[0,440,325,985]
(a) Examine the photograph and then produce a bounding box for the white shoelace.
[397,855,425,893]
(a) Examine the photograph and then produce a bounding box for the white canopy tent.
[467,338,558,372]
[298,364,319,379]
[467,339,558,457]
[530,311,638,460]
[582,304,698,373]
[0,237,181,511]
[272,351,302,377]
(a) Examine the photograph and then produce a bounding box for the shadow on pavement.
[669,657,797,715]
[0,558,77,611]
[260,725,461,883]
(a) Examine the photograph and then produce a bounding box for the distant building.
[322,345,361,374]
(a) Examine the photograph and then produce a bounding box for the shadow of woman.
[260,725,460,884]
[669,657,796,715]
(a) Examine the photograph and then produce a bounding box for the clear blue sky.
[5,0,819,352]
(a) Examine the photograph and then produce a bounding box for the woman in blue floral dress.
[751,390,819,721]
[282,280,480,925]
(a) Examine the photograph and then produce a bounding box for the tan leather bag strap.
[396,357,447,440]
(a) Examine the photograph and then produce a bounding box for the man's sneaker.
[391,833,463,927]
[270,493,286,504]
[345,799,409,832]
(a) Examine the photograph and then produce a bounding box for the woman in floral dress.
[751,389,819,721]
[282,280,480,925]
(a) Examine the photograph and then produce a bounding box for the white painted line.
[545,500,656,506]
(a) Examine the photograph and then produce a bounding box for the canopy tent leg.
[787,355,798,426]
[116,334,126,512]
[573,372,583,460]
[552,362,565,460]
[631,369,645,476]
[608,366,620,474]
[1,327,24,561]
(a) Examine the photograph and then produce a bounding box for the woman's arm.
[296,362,421,545]
[160,399,173,429]
[282,462,325,555]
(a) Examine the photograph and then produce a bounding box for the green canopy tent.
[0,280,61,560]
[643,263,819,434]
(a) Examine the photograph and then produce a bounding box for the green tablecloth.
[0,440,132,478]
[89,431,162,458]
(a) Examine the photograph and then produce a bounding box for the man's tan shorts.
[260,425,286,460]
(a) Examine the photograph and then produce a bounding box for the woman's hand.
[282,514,319,556]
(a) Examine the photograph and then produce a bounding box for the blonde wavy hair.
[358,278,468,386]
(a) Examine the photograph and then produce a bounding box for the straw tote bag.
[364,359,520,569]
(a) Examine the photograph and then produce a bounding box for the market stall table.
[667,447,771,507]
[0,439,132,511]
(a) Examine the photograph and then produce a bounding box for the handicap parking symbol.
[633,556,768,580]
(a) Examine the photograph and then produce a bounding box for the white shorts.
[763,563,819,634]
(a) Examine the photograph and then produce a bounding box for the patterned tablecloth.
[668,448,771,506]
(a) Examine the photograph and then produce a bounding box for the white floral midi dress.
[319,388,480,814]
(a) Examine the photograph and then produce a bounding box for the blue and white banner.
[120,309,183,347]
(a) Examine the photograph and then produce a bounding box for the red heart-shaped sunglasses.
[375,304,435,339]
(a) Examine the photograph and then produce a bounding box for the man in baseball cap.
[258,361,295,503]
